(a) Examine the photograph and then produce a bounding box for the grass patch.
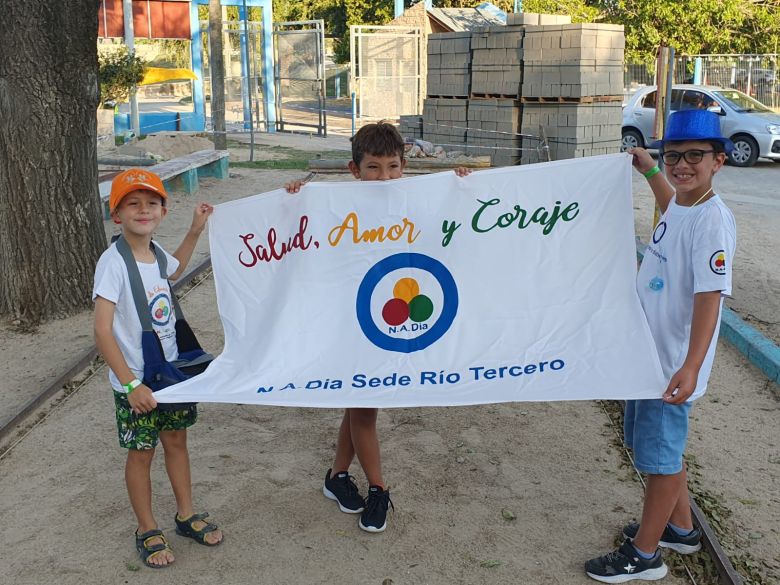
[231,145,351,171]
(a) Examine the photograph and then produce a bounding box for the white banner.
[157,154,665,407]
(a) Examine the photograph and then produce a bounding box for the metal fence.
[350,25,422,123]
[624,54,779,109]
[273,20,327,135]
[200,20,266,129]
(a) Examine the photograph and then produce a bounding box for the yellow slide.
[139,67,197,86]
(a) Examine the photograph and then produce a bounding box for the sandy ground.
[1,158,778,584]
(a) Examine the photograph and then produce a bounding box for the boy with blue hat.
[585,110,736,582]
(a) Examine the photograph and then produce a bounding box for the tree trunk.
[208,0,227,150]
[0,0,106,327]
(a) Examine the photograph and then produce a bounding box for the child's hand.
[190,202,214,234]
[662,365,698,404]
[453,167,472,177]
[285,179,305,194]
[127,384,158,415]
[628,147,657,175]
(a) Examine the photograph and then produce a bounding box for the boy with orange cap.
[93,168,222,568]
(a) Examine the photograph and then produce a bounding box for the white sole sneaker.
[623,531,702,555]
[322,485,364,514]
[587,563,668,583]
[358,518,386,533]
[658,540,701,554]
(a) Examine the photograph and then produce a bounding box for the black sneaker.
[585,540,668,583]
[358,486,393,533]
[623,522,702,554]
[323,469,364,514]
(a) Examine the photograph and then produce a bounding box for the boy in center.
[286,122,470,533]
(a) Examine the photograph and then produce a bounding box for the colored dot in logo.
[715,254,725,267]
[393,277,420,303]
[409,294,433,322]
[382,297,410,326]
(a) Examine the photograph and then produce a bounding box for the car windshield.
[713,89,772,113]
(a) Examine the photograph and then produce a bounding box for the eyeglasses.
[661,149,716,165]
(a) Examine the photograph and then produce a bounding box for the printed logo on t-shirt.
[709,250,726,275]
[652,221,667,244]
[149,293,173,326]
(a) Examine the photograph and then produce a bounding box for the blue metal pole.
[351,91,356,135]
[335,74,340,99]
[514,0,523,13]
[693,57,703,85]
[394,0,404,18]
[190,3,205,130]
[261,0,276,132]
[239,4,251,130]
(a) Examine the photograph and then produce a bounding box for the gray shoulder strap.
[149,243,185,321]
[115,237,186,330]
[115,236,154,331]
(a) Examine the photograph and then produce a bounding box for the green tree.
[98,46,146,104]
[604,0,779,62]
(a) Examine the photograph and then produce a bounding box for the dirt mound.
[118,133,214,161]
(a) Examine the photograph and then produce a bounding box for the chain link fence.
[624,54,779,110]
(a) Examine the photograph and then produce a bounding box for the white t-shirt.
[637,195,736,400]
[93,241,180,392]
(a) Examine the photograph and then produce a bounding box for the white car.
[622,85,780,167]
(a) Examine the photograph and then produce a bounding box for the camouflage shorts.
[113,390,197,450]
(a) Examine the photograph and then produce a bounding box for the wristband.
[643,165,661,179]
[123,378,142,395]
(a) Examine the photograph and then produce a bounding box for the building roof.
[427,4,506,31]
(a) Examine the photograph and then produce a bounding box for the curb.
[720,308,780,385]
[636,239,780,388]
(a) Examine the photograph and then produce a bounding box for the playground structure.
[97,1,779,152]
[99,0,275,134]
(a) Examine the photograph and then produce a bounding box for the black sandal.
[174,512,223,546]
[135,529,174,569]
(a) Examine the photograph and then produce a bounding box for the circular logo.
[356,253,458,353]
[652,221,667,244]
[709,250,726,275]
[149,293,172,326]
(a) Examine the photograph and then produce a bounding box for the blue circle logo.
[149,293,173,326]
[652,221,667,244]
[356,253,458,353]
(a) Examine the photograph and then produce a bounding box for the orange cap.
[109,168,168,213]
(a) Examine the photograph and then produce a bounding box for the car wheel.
[621,129,643,152]
[728,135,759,167]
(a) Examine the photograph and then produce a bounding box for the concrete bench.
[100,149,229,218]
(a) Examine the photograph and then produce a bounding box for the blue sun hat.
[649,109,734,153]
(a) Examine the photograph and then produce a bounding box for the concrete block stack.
[414,14,624,165]
[520,23,624,162]
[466,98,523,167]
[520,101,622,164]
[422,98,468,150]
[426,32,472,97]
[470,26,525,97]
[506,12,571,26]
[522,24,624,100]
[399,115,423,140]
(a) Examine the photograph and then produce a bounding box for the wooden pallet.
[470,93,521,99]
[520,95,623,104]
